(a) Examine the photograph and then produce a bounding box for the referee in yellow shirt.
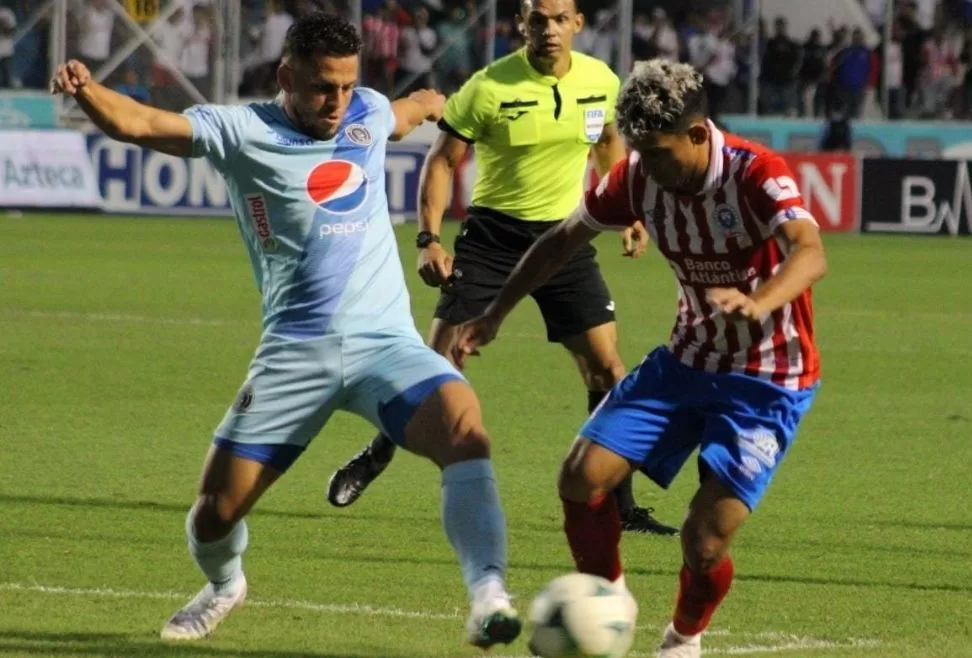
[328,0,677,536]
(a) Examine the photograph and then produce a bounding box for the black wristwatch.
[416,231,440,248]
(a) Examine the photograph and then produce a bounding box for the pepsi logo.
[306,160,368,214]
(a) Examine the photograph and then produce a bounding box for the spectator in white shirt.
[77,0,114,74]
[180,4,212,99]
[0,7,16,88]
[398,7,436,94]
[239,1,294,97]
[151,6,191,109]
[640,8,679,62]
[688,11,737,119]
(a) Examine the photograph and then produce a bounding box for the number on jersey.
[761,176,800,202]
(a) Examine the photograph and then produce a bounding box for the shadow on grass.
[0,630,417,658]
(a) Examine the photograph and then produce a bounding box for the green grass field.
[0,213,970,658]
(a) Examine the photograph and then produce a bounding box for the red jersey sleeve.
[742,154,818,233]
[579,153,642,232]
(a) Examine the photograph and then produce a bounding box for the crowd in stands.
[2,0,972,120]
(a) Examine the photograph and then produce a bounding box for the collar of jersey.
[517,47,575,86]
[700,119,726,195]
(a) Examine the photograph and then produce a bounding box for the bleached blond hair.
[615,60,707,140]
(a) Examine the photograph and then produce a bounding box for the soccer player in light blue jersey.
[51,13,521,649]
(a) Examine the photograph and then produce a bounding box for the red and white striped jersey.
[580,123,820,389]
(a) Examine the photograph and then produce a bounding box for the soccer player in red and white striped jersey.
[453,60,827,657]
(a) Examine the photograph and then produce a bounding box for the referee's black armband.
[437,119,475,144]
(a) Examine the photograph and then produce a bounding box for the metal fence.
[0,0,965,125]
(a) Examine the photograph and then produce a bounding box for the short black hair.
[283,12,362,61]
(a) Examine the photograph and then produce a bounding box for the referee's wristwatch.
[416,231,440,249]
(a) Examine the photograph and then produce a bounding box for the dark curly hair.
[283,12,362,61]
[616,60,709,138]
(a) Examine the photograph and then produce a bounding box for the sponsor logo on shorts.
[245,193,277,251]
[735,427,780,480]
[233,383,255,413]
[606,301,616,312]
[345,123,373,146]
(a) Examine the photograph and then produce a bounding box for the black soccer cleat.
[620,506,680,536]
[326,435,397,508]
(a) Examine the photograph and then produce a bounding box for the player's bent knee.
[438,427,491,466]
[680,517,732,573]
[192,494,245,542]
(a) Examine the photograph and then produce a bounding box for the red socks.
[563,493,733,637]
[562,494,623,582]
[673,556,735,636]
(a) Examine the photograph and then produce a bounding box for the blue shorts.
[212,329,465,472]
[580,347,818,511]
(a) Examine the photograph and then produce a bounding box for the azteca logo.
[306,160,368,214]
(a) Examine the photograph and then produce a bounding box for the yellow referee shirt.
[440,49,620,221]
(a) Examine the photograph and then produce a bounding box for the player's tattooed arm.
[390,89,446,141]
[51,60,192,157]
[709,219,827,320]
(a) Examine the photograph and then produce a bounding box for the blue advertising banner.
[85,133,429,221]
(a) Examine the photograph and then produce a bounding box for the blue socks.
[441,459,508,597]
[186,509,248,595]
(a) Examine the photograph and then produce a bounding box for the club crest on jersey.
[584,108,605,142]
[306,160,368,214]
[713,203,742,237]
[345,123,373,146]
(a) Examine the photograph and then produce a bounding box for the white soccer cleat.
[657,622,702,658]
[160,576,247,641]
[465,580,522,649]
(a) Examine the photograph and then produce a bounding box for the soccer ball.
[527,573,637,658]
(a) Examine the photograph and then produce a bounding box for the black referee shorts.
[434,207,616,343]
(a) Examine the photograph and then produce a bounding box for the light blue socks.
[441,459,508,597]
[186,509,248,595]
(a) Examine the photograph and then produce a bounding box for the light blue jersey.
[185,90,463,467]
[185,89,413,338]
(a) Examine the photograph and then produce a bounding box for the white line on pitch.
[1,309,240,328]
[0,581,879,656]
[0,582,460,621]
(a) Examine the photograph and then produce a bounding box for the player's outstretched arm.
[390,89,446,141]
[51,60,191,157]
